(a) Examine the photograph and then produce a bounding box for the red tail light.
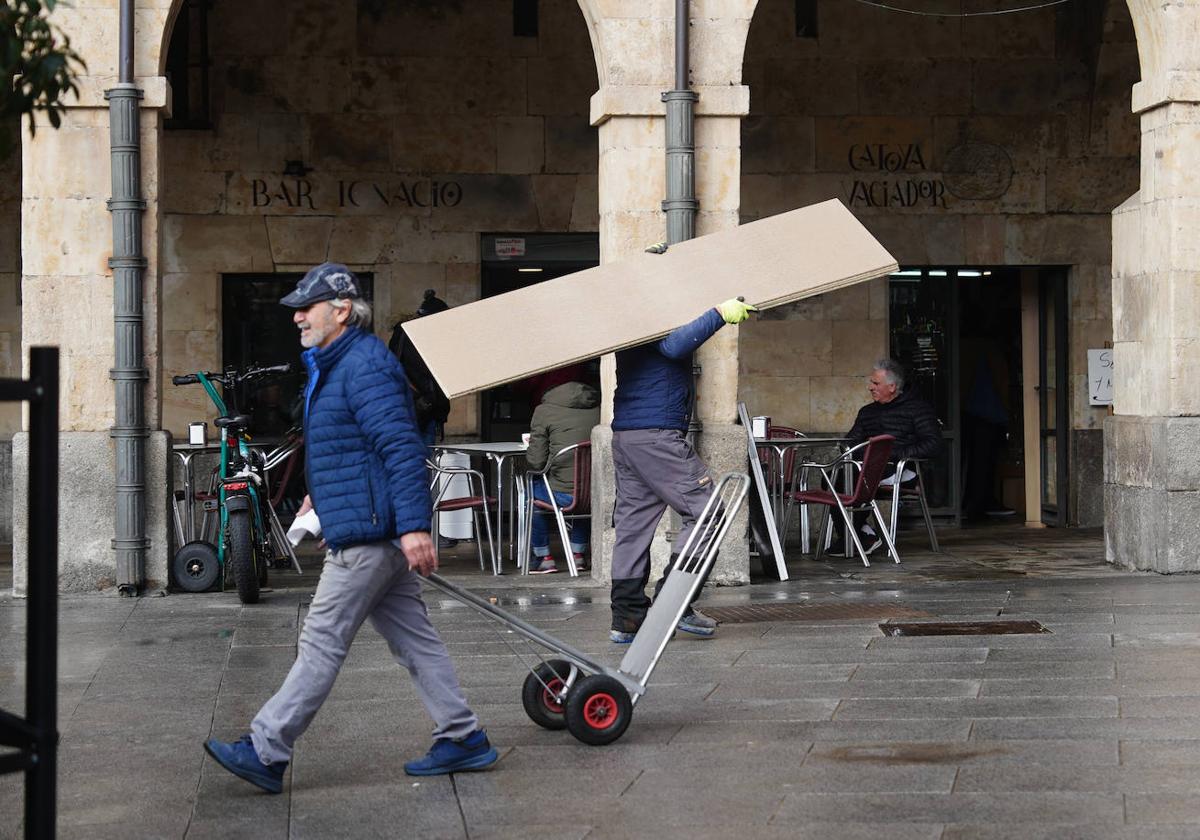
[224,482,248,491]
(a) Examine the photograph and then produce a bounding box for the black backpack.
[388,323,451,429]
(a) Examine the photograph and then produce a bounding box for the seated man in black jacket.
[832,358,941,555]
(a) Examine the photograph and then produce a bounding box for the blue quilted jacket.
[302,327,432,551]
[613,308,725,432]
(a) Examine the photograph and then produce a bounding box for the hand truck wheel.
[565,674,633,746]
[521,659,574,730]
[172,540,219,592]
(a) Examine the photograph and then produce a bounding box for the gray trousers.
[610,429,715,630]
[251,540,478,764]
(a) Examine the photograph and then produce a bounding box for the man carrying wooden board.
[609,244,757,644]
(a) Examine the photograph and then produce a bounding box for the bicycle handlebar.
[171,363,293,387]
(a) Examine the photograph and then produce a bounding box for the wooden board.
[404,199,898,399]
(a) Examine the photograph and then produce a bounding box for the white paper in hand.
[287,508,322,547]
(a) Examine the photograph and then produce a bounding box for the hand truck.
[423,472,750,746]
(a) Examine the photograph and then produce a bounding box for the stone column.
[582,0,755,585]
[1105,0,1200,571]
[13,60,172,593]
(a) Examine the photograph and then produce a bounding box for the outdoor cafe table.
[431,441,528,570]
[753,436,847,555]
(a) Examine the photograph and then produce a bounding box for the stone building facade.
[9,0,1200,592]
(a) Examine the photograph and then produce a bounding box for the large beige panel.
[406,200,897,398]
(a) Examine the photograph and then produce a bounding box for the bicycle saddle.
[214,414,253,430]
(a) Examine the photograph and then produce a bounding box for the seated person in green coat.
[524,373,600,574]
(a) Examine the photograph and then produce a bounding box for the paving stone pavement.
[6,525,1200,838]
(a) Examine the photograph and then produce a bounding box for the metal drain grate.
[879,620,1050,637]
[701,603,933,623]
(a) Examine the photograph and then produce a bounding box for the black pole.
[674,0,687,91]
[25,346,59,840]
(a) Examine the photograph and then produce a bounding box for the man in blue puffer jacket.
[204,263,497,794]
[609,282,757,644]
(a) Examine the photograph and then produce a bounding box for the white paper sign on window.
[1087,349,1114,406]
[494,237,526,258]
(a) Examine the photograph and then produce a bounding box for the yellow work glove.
[717,298,758,324]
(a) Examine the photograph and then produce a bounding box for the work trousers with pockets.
[251,540,479,764]
[610,429,715,632]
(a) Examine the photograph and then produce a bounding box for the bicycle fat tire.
[227,508,261,604]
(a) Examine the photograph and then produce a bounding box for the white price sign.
[1087,348,1113,406]
[494,237,526,258]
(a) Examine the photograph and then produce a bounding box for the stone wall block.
[346,60,415,116]
[963,215,1006,264]
[924,215,965,264]
[961,3,1056,57]
[404,57,529,116]
[597,115,662,151]
[264,216,333,266]
[429,174,539,232]
[1166,490,1200,572]
[738,174,844,222]
[738,319,832,377]
[1163,417,1200,491]
[163,215,273,273]
[162,273,219,333]
[1170,202,1200,272]
[831,319,886,377]
[971,59,1064,116]
[857,60,972,116]
[443,262,480,309]
[545,115,598,174]
[310,114,391,170]
[570,174,600,231]
[393,115,498,174]
[528,56,601,117]
[532,174,578,230]
[598,147,665,213]
[1046,157,1142,214]
[1161,120,1200,200]
[22,198,112,278]
[1169,337,1200,415]
[740,115,815,175]
[753,59,858,116]
[1102,415,1158,488]
[12,431,172,595]
[283,0,356,57]
[867,277,888,322]
[497,117,546,175]
[1103,482,1161,571]
[596,19,672,86]
[696,330,740,425]
[696,145,743,214]
[810,375,870,433]
[162,169,227,215]
[327,217,399,265]
[737,374,812,431]
[819,2,962,59]
[693,424,751,585]
[1167,271,1200,339]
[599,210,672,262]
[22,123,111,200]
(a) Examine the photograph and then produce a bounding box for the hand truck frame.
[423,471,750,746]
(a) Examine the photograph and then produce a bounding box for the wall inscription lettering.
[249,178,465,211]
[844,143,946,209]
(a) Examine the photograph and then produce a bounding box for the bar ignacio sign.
[249,177,464,211]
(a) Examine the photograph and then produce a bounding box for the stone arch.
[157,0,188,76]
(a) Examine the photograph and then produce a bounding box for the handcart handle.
[421,573,642,697]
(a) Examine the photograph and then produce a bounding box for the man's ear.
[333,301,352,324]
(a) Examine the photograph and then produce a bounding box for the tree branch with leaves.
[1,0,86,158]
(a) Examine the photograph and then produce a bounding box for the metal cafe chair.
[428,459,499,575]
[520,441,592,577]
[766,424,810,548]
[790,434,901,566]
[878,457,940,552]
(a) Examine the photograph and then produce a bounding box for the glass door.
[1038,269,1069,526]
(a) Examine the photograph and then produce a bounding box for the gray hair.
[330,297,373,330]
[873,357,905,391]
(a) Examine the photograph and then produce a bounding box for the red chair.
[789,435,900,566]
[521,442,592,577]
[428,459,498,574]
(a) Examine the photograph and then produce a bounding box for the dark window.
[514,0,538,37]
[795,0,818,38]
[164,0,212,130]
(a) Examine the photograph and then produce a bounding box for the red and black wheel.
[565,674,633,746]
[522,659,574,730]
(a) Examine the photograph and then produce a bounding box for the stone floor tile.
[1125,793,1200,823]
[772,791,1123,824]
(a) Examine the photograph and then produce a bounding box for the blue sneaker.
[404,729,498,776]
[676,610,717,638]
[204,734,287,794]
[609,629,636,644]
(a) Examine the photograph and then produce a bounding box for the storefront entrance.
[888,266,1069,527]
